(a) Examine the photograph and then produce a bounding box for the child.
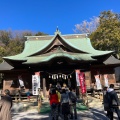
[26,90,30,101]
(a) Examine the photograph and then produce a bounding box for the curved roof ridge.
[25,33,88,38]
[3,32,113,61]
[23,33,88,56]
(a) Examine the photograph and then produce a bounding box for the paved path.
[12,109,94,120]
[12,99,94,120]
[88,96,119,120]
[11,97,119,120]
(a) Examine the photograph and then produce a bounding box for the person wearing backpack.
[56,88,61,114]
[69,88,77,119]
[107,84,120,120]
[61,88,70,120]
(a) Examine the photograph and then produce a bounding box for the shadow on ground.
[90,108,118,120]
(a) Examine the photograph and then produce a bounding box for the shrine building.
[0,29,120,95]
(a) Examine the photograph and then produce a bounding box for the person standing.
[69,88,77,119]
[18,75,25,101]
[18,75,25,90]
[0,89,13,120]
[103,86,109,117]
[56,82,61,90]
[49,84,53,95]
[107,84,120,120]
[56,88,61,114]
[49,88,59,120]
[26,89,31,101]
[68,78,71,88]
[61,88,70,120]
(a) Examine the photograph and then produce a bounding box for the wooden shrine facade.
[0,29,120,95]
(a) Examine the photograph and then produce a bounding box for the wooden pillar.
[43,78,46,98]
[37,88,41,112]
[3,80,5,91]
[0,90,2,100]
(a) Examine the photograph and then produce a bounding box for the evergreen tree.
[90,11,120,58]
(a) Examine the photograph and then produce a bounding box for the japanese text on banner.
[32,74,40,95]
[79,72,86,94]
[95,75,102,90]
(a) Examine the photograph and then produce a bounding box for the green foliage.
[20,31,33,42]
[0,30,11,46]
[90,11,120,56]
[0,46,6,62]
[5,40,24,56]
[0,30,48,63]
[35,31,48,36]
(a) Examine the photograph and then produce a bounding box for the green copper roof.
[23,52,96,64]
[3,31,113,64]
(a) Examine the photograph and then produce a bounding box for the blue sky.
[0,0,120,35]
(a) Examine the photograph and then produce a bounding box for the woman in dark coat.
[0,89,12,120]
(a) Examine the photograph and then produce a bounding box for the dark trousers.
[58,103,60,113]
[62,102,70,120]
[70,103,77,119]
[51,105,58,120]
[62,102,70,115]
[107,107,120,120]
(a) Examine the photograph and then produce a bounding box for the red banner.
[79,72,86,94]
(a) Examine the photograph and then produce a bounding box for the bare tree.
[73,16,99,34]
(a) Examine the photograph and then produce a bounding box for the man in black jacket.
[107,84,120,120]
[69,88,77,119]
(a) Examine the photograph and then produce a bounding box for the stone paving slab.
[12,108,95,120]
[11,99,95,120]
[12,96,119,120]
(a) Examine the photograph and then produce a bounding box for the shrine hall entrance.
[41,71,77,91]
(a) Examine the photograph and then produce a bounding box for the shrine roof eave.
[22,53,97,64]
[3,50,113,63]
[103,55,120,65]
[0,61,14,70]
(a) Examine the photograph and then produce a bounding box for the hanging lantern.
[59,75,61,78]
[52,75,54,79]
[49,75,51,78]
[70,75,72,78]
[53,75,55,79]
[57,75,58,79]
[65,75,66,80]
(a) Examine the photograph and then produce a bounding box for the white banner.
[32,75,40,95]
[75,70,80,86]
[104,74,109,87]
[95,75,102,90]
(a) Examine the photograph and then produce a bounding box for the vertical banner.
[94,75,102,90]
[35,72,40,89]
[32,72,40,95]
[75,70,80,86]
[104,74,109,87]
[79,72,86,94]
